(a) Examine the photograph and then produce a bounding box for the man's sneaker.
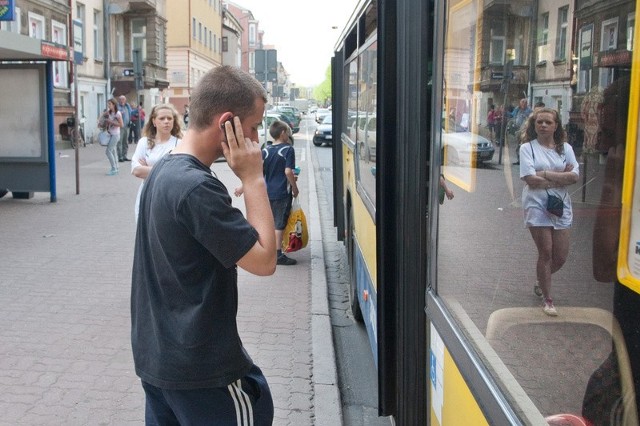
[534,283,543,298]
[542,298,557,316]
[277,254,297,266]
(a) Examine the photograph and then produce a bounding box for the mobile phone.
[221,116,237,142]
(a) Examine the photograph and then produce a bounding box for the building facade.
[223,1,262,76]
[166,0,224,112]
[222,5,242,68]
[107,0,169,116]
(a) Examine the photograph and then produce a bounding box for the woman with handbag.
[519,108,579,316]
[98,98,124,176]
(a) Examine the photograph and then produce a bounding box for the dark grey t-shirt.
[131,154,258,389]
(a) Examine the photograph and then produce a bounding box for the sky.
[230,0,360,87]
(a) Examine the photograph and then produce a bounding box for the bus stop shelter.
[0,30,68,202]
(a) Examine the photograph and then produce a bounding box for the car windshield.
[322,115,332,125]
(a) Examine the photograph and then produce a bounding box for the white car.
[441,130,495,165]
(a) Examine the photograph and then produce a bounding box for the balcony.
[111,0,158,13]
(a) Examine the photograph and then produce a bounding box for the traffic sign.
[123,68,135,77]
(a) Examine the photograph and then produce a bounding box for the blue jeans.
[106,133,119,170]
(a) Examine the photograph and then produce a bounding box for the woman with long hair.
[519,107,579,316]
[99,98,123,175]
[130,103,183,221]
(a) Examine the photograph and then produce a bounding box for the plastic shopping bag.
[282,197,308,253]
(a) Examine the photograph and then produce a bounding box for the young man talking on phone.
[131,66,276,425]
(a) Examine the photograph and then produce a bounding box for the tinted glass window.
[436,0,638,423]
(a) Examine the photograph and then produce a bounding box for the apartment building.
[1,0,170,145]
[107,0,169,114]
[222,5,242,68]
[166,0,224,111]
[223,1,262,76]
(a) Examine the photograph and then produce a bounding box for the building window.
[192,18,196,39]
[213,33,216,52]
[1,7,21,32]
[198,22,202,43]
[489,21,505,64]
[537,12,549,63]
[115,18,125,61]
[249,24,256,47]
[627,13,635,51]
[52,20,68,88]
[555,6,568,60]
[540,12,549,45]
[28,12,45,39]
[578,25,593,94]
[76,3,85,57]
[131,18,147,61]
[249,51,255,72]
[601,18,619,51]
[93,9,103,60]
[158,23,165,67]
[222,36,228,52]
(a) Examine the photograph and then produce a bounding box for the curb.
[307,140,343,426]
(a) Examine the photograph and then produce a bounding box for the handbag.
[546,189,565,218]
[282,197,309,253]
[98,130,111,147]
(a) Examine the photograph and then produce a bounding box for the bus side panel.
[343,140,379,363]
[429,323,490,425]
[354,241,379,364]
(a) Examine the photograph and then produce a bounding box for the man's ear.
[218,112,234,130]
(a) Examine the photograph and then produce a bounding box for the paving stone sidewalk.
[0,141,340,425]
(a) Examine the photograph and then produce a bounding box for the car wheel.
[313,139,323,147]
[347,206,364,323]
[0,189,7,199]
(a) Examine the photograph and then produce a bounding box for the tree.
[313,65,332,106]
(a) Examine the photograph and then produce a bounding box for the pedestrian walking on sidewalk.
[519,107,579,316]
[131,65,276,425]
[98,98,123,176]
[117,95,132,162]
[235,120,300,265]
[130,103,183,222]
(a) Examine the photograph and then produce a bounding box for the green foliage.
[313,65,332,106]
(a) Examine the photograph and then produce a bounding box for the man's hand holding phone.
[221,116,263,184]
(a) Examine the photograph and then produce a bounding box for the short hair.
[269,120,290,140]
[189,65,267,131]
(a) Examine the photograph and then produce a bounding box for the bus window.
[434,0,639,423]
[356,38,378,208]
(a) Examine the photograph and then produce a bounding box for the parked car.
[272,105,302,120]
[271,106,302,128]
[257,113,295,146]
[441,129,495,165]
[356,113,376,161]
[315,108,331,123]
[269,108,300,133]
[313,114,333,146]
